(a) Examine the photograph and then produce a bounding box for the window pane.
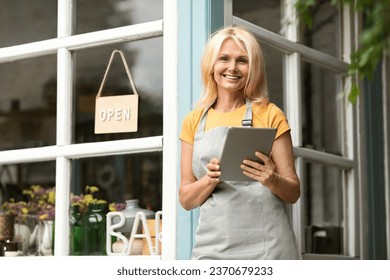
[0,162,55,256]
[71,153,162,210]
[233,1,284,108]
[74,38,163,143]
[75,0,163,34]
[70,153,162,256]
[0,56,57,151]
[0,163,55,202]
[233,0,282,34]
[301,62,342,155]
[300,1,339,58]
[262,44,284,109]
[303,161,343,255]
[0,0,57,47]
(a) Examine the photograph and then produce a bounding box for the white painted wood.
[54,0,73,256]
[0,136,163,164]
[224,0,233,26]
[282,0,305,253]
[233,16,348,73]
[0,21,163,63]
[162,0,178,260]
[293,147,355,169]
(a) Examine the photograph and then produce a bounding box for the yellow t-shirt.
[179,102,290,144]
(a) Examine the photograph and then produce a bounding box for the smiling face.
[213,38,249,96]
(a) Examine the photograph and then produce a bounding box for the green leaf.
[295,0,316,28]
[295,0,390,103]
[348,83,360,104]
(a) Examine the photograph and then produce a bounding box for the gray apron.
[191,99,301,260]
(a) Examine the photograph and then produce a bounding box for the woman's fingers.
[207,158,221,178]
[241,152,276,184]
[207,158,220,171]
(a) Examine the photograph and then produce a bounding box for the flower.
[2,184,120,220]
[24,185,55,220]
[1,185,55,220]
[70,185,108,214]
[1,199,29,216]
[108,202,126,212]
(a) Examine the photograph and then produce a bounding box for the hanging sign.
[94,50,139,134]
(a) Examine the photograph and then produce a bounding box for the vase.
[14,214,39,256]
[113,199,155,233]
[35,219,54,256]
[85,203,107,255]
[70,205,87,255]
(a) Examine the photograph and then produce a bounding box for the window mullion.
[340,3,360,258]
[282,0,305,253]
[54,0,73,256]
[162,0,178,260]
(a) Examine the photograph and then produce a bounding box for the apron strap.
[242,98,253,127]
[197,100,216,133]
[197,98,253,132]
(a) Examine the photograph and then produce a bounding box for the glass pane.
[233,0,282,34]
[262,43,284,109]
[70,153,162,256]
[75,0,163,34]
[0,162,55,256]
[0,56,57,151]
[0,0,57,47]
[74,38,163,143]
[71,153,162,209]
[300,1,339,58]
[0,163,55,202]
[234,1,284,109]
[303,161,344,255]
[301,62,342,155]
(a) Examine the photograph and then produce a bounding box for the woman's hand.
[179,141,221,210]
[240,131,301,204]
[205,158,221,182]
[241,151,278,186]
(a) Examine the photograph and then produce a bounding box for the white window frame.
[0,0,178,260]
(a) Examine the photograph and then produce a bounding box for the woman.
[179,26,301,259]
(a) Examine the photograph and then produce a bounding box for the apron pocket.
[196,202,265,255]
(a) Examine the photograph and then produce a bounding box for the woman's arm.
[179,141,220,210]
[241,131,301,203]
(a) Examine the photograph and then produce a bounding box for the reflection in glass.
[0,161,56,215]
[303,161,343,255]
[233,1,284,109]
[0,162,56,209]
[75,0,163,34]
[74,38,163,143]
[0,163,55,256]
[0,56,57,151]
[261,44,284,109]
[300,1,339,57]
[233,0,282,34]
[71,153,162,213]
[0,0,57,48]
[301,62,342,155]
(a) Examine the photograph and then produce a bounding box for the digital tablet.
[219,126,277,182]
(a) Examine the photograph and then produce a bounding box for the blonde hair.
[197,25,269,109]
